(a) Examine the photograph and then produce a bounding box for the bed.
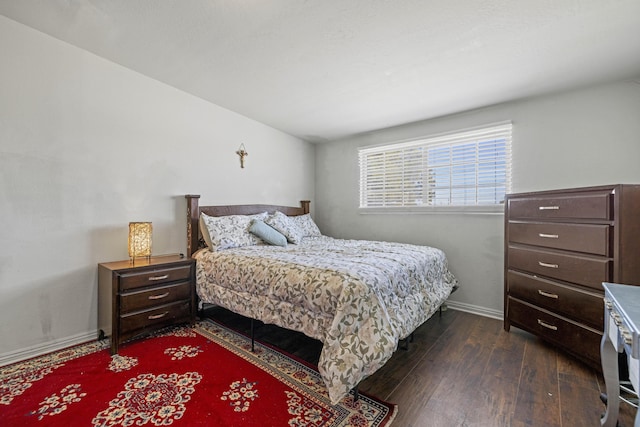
[185,195,459,404]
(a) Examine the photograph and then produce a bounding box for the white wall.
[0,16,315,362]
[315,79,640,318]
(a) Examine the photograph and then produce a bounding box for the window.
[358,123,512,212]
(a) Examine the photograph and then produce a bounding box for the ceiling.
[2,1,640,143]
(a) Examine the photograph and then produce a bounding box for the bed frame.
[185,194,363,400]
[183,194,441,402]
[183,195,336,384]
[184,194,310,258]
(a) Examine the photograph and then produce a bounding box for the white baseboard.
[0,330,99,367]
[444,300,503,320]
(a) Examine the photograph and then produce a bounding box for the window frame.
[358,122,512,215]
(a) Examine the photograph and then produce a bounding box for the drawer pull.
[148,292,170,300]
[538,206,560,210]
[538,290,559,299]
[537,319,558,331]
[148,311,169,320]
[612,312,622,326]
[538,233,559,239]
[148,274,169,281]
[538,261,559,269]
[604,299,613,310]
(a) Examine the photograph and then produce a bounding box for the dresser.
[98,255,196,354]
[504,185,640,369]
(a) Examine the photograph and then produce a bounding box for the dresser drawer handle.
[538,261,559,269]
[148,292,170,300]
[538,233,559,239]
[538,206,560,210]
[148,311,169,320]
[612,312,622,326]
[538,290,559,299]
[537,319,558,331]
[148,274,169,281]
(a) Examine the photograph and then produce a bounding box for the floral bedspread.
[194,236,459,404]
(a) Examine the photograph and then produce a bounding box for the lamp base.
[130,255,151,265]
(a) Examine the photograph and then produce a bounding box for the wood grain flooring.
[203,306,637,426]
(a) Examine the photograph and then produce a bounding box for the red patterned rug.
[0,319,396,426]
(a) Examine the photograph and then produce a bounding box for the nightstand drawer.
[508,245,611,289]
[119,265,192,290]
[508,298,602,366]
[507,270,603,329]
[120,281,192,313]
[120,301,191,335]
[508,221,610,256]
[507,191,612,220]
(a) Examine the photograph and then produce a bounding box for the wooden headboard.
[184,195,310,257]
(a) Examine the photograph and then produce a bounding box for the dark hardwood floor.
[203,306,637,426]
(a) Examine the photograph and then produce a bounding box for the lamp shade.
[128,222,152,259]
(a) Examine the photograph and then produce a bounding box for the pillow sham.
[199,213,214,249]
[200,212,268,250]
[290,213,322,237]
[264,211,304,244]
[249,219,287,247]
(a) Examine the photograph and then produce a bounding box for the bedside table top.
[99,254,193,272]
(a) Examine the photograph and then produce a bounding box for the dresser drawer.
[508,221,610,256]
[508,246,611,290]
[507,191,612,220]
[120,281,192,313]
[507,270,603,329]
[120,301,191,336]
[508,298,602,366]
[119,265,192,290]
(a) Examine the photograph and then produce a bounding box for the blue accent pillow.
[249,219,287,247]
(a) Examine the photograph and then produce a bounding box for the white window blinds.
[359,123,512,209]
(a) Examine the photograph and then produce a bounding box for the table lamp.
[128,222,152,263]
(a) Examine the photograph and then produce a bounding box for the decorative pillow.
[199,213,215,249]
[290,213,322,237]
[200,212,268,250]
[249,219,287,247]
[264,211,304,244]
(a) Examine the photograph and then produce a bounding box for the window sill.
[358,205,505,215]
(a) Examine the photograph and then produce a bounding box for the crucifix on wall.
[236,144,248,168]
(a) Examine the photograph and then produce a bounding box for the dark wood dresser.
[504,185,640,369]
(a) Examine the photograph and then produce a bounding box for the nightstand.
[98,254,196,354]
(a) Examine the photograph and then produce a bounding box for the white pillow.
[264,211,304,244]
[200,212,268,250]
[290,213,322,237]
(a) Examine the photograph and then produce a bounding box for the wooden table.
[601,282,640,427]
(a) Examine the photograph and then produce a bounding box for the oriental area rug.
[0,319,396,426]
